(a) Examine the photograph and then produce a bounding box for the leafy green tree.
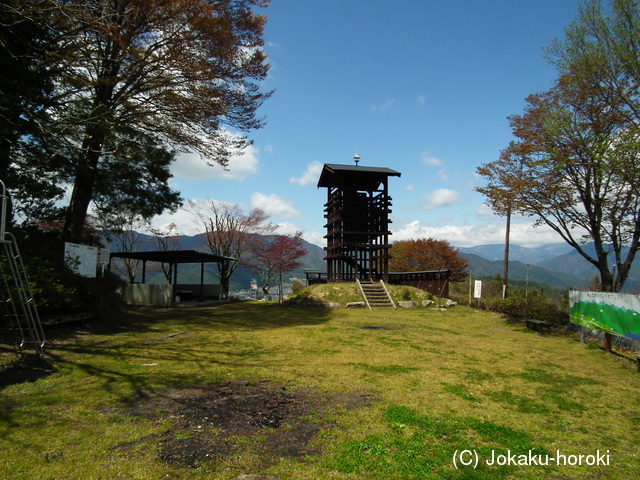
[0,0,61,211]
[477,0,640,293]
[545,0,640,128]
[4,0,271,240]
[91,129,182,225]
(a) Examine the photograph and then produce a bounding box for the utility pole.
[503,204,511,299]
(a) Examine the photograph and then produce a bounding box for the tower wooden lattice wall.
[318,163,401,282]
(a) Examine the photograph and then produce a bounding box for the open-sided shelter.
[110,250,237,306]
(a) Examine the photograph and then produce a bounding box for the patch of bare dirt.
[118,380,373,469]
[359,325,399,330]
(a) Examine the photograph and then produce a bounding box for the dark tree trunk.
[64,121,107,242]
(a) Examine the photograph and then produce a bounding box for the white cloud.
[171,144,259,181]
[148,210,567,250]
[507,223,566,248]
[421,188,459,210]
[417,94,426,107]
[250,192,301,220]
[303,230,325,248]
[405,184,415,192]
[421,154,448,180]
[475,203,494,216]
[371,98,396,112]
[392,219,566,248]
[421,154,443,167]
[273,221,302,235]
[148,204,204,237]
[289,161,323,186]
[265,221,324,248]
[148,194,303,242]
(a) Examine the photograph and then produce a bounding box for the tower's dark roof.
[317,163,401,189]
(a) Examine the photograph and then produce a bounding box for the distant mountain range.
[105,233,640,292]
[458,243,640,292]
[457,243,573,264]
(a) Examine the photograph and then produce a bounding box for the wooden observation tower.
[318,161,401,282]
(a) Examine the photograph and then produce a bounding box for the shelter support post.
[172,262,178,305]
[199,262,205,302]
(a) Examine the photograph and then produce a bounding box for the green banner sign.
[569,291,640,341]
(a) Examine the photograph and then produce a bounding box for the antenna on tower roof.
[353,154,360,166]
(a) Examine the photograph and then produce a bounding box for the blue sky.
[154,0,581,248]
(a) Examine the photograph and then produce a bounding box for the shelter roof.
[111,250,237,264]
[317,163,401,189]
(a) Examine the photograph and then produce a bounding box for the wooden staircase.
[357,279,396,309]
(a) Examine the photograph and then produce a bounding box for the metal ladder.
[0,181,45,355]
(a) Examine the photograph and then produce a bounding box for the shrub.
[449,277,569,325]
[12,225,125,317]
[290,279,305,295]
[24,257,125,316]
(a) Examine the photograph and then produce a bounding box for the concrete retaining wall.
[122,284,173,306]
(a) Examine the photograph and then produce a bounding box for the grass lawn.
[1,301,639,479]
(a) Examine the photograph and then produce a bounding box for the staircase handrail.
[355,278,372,310]
[378,280,396,309]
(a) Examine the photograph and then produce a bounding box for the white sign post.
[64,242,98,278]
[473,280,482,299]
[473,280,482,309]
[98,248,111,277]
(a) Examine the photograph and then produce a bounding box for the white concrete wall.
[122,284,173,306]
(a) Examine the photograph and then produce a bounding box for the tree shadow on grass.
[77,302,334,336]
[0,301,335,434]
[183,302,335,331]
[0,303,334,399]
[0,353,55,389]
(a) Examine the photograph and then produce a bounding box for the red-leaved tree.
[252,232,307,301]
[389,238,468,281]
